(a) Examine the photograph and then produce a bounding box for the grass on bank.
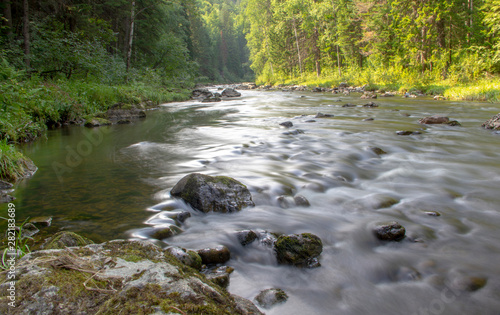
[0,62,192,182]
[258,66,500,103]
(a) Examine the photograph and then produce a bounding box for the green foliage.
[0,217,32,270]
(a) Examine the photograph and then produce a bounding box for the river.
[4,88,500,314]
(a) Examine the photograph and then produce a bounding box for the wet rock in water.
[117,119,131,124]
[363,101,379,107]
[203,265,234,288]
[84,118,112,128]
[395,266,422,282]
[363,117,375,121]
[452,275,488,292]
[342,103,356,107]
[447,120,462,126]
[482,113,500,130]
[277,195,293,208]
[305,119,316,123]
[17,223,40,238]
[166,246,202,270]
[275,233,323,267]
[294,195,310,207]
[434,95,446,100]
[424,211,441,217]
[279,121,294,128]
[418,115,450,124]
[369,146,387,155]
[221,88,241,97]
[237,230,258,246]
[172,210,191,223]
[170,173,254,213]
[43,231,94,249]
[361,92,377,99]
[373,221,406,241]
[255,288,289,309]
[29,216,53,227]
[283,129,304,135]
[202,95,221,102]
[0,193,15,203]
[396,130,421,136]
[198,245,231,265]
[0,180,13,190]
[315,112,334,118]
[192,88,213,99]
[150,225,183,240]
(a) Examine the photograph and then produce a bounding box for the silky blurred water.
[2,88,500,314]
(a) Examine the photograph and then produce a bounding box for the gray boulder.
[171,173,254,213]
[221,88,241,97]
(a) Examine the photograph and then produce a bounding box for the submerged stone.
[255,288,289,309]
[150,225,183,240]
[29,216,53,227]
[373,221,406,241]
[396,130,421,136]
[418,115,450,124]
[170,173,254,213]
[274,233,323,267]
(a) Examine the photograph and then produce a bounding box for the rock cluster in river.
[192,87,242,102]
[170,173,255,213]
[255,288,289,309]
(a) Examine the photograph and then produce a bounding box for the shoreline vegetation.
[1,68,500,183]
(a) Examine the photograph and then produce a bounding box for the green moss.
[44,231,94,250]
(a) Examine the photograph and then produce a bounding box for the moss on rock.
[43,231,94,249]
[274,233,323,267]
[170,173,255,213]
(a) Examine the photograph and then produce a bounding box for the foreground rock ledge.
[0,240,263,315]
[171,173,255,213]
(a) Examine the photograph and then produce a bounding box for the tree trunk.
[2,0,13,40]
[22,0,30,71]
[126,0,136,74]
[313,28,321,77]
[292,18,303,76]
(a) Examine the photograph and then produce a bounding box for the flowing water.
[3,88,500,314]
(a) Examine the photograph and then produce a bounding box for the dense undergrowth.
[0,61,191,182]
[259,66,500,103]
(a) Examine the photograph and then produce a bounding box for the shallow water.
[3,89,500,314]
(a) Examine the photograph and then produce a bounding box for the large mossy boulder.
[0,240,263,315]
[274,233,323,267]
[171,173,254,213]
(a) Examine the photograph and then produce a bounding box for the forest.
[1,0,500,179]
